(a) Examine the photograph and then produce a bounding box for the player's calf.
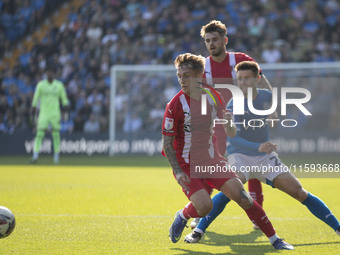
[233,190,254,210]
[195,203,213,217]
[189,190,213,217]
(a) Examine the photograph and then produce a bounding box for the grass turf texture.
[0,156,339,254]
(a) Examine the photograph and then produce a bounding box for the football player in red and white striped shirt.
[163,53,293,250]
[201,20,274,223]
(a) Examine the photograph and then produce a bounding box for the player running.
[30,66,69,164]
[163,53,293,250]
[184,61,340,243]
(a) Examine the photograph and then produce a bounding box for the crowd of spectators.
[0,0,69,58]
[0,0,340,136]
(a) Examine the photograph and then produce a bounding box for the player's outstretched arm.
[162,135,190,191]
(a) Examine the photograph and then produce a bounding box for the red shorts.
[174,158,238,199]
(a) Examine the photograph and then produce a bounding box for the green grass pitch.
[0,155,339,254]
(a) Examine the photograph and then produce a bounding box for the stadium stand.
[0,0,340,134]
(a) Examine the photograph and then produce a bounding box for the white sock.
[194,228,205,236]
[179,211,188,221]
[33,152,38,160]
[268,234,280,245]
[54,153,59,163]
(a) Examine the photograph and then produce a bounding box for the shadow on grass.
[293,241,340,247]
[171,230,340,254]
[171,230,275,255]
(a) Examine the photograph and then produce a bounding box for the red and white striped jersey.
[204,52,256,104]
[203,52,257,155]
[162,89,223,168]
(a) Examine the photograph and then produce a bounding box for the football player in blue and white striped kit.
[184,61,340,246]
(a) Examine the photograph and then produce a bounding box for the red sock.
[182,202,200,219]
[244,200,275,237]
[248,179,263,207]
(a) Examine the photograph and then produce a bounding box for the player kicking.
[184,61,340,243]
[163,53,293,250]
[30,66,69,164]
[190,20,270,229]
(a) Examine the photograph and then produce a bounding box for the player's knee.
[237,173,247,184]
[52,130,60,137]
[36,130,45,138]
[295,187,308,202]
[234,191,253,209]
[196,200,213,217]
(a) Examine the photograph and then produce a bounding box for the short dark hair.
[174,53,205,74]
[200,20,227,38]
[235,61,260,77]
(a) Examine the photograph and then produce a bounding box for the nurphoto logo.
[200,84,312,128]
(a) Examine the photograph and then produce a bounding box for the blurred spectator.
[87,89,104,105]
[0,115,7,133]
[6,117,15,134]
[146,101,164,131]
[1,0,17,14]
[115,86,128,112]
[247,11,266,37]
[313,48,336,62]
[123,112,143,133]
[83,113,100,133]
[78,100,92,123]
[86,20,103,44]
[101,28,118,45]
[73,115,84,133]
[261,42,282,63]
[60,113,74,134]
[163,82,177,102]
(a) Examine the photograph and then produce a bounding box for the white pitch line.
[16,214,314,220]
